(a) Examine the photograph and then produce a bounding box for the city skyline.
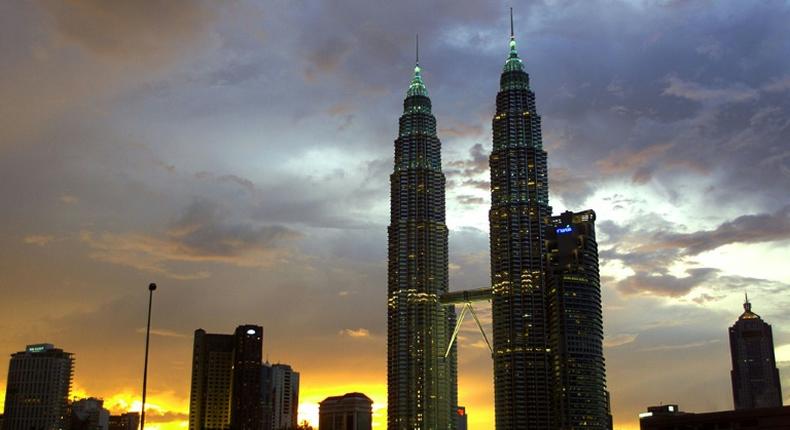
[2,1,790,430]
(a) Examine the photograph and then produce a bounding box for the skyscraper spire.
[416,33,419,65]
[407,35,427,97]
[510,7,515,40]
[504,8,524,73]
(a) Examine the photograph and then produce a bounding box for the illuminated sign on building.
[26,344,52,353]
[556,225,573,234]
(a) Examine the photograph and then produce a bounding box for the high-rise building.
[2,344,74,430]
[108,412,139,430]
[189,329,234,430]
[387,48,457,429]
[189,325,264,430]
[318,392,372,430]
[488,17,552,430]
[270,364,299,430]
[70,397,109,430]
[729,297,783,409]
[232,325,264,430]
[547,210,609,430]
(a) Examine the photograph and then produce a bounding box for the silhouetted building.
[488,19,552,430]
[189,325,264,430]
[318,393,372,430]
[3,344,73,430]
[108,413,139,430]
[454,407,467,430]
[547,210,610,430]
[386,48,457,429]
[730,296,783,410]
[189,329,234,430]
[70,398,109,430]
[639,404,790,430]
[270,364,299,430]
[232,325,264,430]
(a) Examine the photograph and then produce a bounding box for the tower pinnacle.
[407,35,428,97]
[504,8,524,72]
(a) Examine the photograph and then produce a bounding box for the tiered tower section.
[489,30,553,430]
[387,61,458,430]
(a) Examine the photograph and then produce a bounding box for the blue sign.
[556,225,573,234]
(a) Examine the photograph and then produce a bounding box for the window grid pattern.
[489,56,553,430]
[388,77,457,430]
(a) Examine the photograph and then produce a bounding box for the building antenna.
[510,7,515,39]
[416,34,419,65]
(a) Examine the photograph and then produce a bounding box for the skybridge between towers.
[440,288,494,358]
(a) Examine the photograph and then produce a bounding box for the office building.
[270,364,299,430]
[2,344,73,430]
[730,296,783,409]
[547,210,609,429]
[231,325,264,430]
[318,392,372,430]
[108,413,139,430]
[488,17,552,430]
[386,46,457,429]
[70,397,109,430]
[639,404,790,430]
[189,325,264,430]
[189,329,234,430]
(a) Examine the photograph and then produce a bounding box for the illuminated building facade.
[387,54,458,429]
[319,392,373,430]
[488,24,552,430]
[547,210,610,430]
[730,297,783,410]
[3,344,73,430]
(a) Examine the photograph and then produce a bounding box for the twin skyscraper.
[387,15,610,430]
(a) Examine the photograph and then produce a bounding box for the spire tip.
[510,7,514,39]
[416,34,419,65]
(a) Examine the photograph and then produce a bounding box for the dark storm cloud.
[645,205,790,255]
[616,268,719,297]
[601,206,790,297]
[80,199,301,279]
[167,200,299,257]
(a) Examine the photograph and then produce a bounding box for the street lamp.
[140,283,157,430]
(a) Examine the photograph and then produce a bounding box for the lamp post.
[140,282,157,430]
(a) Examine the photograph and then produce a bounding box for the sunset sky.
[2,1,790,429]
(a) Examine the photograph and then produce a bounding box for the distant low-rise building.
[454,406,467,430]
[108,412,139,430]
[70,397,109,430]
[318,393,372,430]
[639,404,790,430]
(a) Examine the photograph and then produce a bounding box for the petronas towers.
[387,15,609,430]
